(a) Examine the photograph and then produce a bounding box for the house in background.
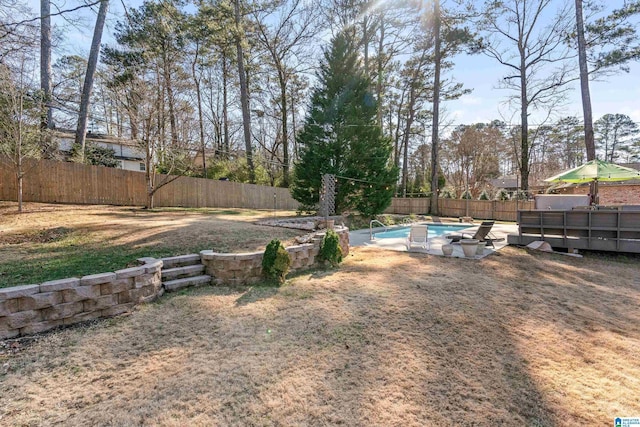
[53,130,147,172]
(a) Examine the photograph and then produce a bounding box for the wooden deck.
[507,208,640,253]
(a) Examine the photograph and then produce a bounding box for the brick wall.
[558,183,640,205]
[0,259,162,339]
[201,228,350,286]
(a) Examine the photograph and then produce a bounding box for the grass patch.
[0,203,301,288]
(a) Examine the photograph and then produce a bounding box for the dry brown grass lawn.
[1,246,639,426]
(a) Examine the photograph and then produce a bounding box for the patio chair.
[447,221,503,247]
[406,224,430,251]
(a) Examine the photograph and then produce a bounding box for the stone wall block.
[117,290,132,304]
[138,285,156,299]
[0,284,40,300]
[226,260,242,270]
[100,282,113,295]
[39,278,80,293]
[114,266,145,279]
[62,285,101,303]
[111,278,134,294]
[20,292,63,311]
[137,256,157,265]
[7,310,42,329]
[219,270,236,281]
[80,272,116,286]
[144,260,163,274]
[42,302,84,321]
[134,274,156,289]
[211,260,227,270]
[235,252,260,261]
[101,303,134,317]
[0,299,18,317]
[83,295,118,312]
[0,319,20,339]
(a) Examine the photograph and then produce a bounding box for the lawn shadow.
[234,286,280,306]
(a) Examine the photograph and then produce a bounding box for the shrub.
[262,239,291,284]
[460,190,472,200]
[513,189,528,201]
[494,188,510,201]
[440,188,456,199]
[320,229,343,267]
[478,190,490,200]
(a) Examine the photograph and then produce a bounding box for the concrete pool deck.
[349,222,518,259]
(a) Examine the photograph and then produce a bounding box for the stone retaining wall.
[202,227,349,286]
[0,228,349,339]
[0,259,163,339]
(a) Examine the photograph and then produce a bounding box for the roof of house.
[53,129,139,147]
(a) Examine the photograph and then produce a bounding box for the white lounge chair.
[406,224,429,251]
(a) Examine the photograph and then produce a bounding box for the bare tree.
[75,0,109,162]
[40,0,53,132]
[234,0,255,183]
[252,0,320,187]
[0,58,42,212]
[474,0,574,191]
[430,0,441,214]
[574,0,595,160]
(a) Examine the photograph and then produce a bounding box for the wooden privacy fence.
[385,197,534,221]
[0,158,299,210]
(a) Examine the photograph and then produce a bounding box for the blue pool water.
[373,224,469,239]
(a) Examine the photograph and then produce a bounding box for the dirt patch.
[1,246,638,425]
[0,226,73,244]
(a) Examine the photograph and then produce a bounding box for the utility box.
[534,194,590,210]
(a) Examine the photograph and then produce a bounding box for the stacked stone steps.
[160,254,211,292]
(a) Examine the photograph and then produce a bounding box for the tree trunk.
[75,0,109,162]
[145,137,154,209]
[234,0,256,183]
[429,0,441,215]
[191,41,206,176]
[17,138,23,213]
[277,67,289,186]
[40,0,53,133]
[362,14,369,74]
[291,91,298,159]
[402,85,417,197]
[222,53,230,159]
[575,0,596,161]
[163,52,178,147]
[376,17,385,128]
[520,50,529,192]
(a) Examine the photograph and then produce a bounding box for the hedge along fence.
[384,198,534,221]
[0,157,299,210]
[0,228,350,339]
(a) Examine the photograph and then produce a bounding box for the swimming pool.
[373,223,469,239]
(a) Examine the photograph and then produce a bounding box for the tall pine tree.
[291,33,397,217]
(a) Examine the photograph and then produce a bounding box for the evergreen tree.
[291,33,397,217]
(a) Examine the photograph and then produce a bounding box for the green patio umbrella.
[544,159,640,204]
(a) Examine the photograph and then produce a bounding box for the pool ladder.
[369,220,388,240]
